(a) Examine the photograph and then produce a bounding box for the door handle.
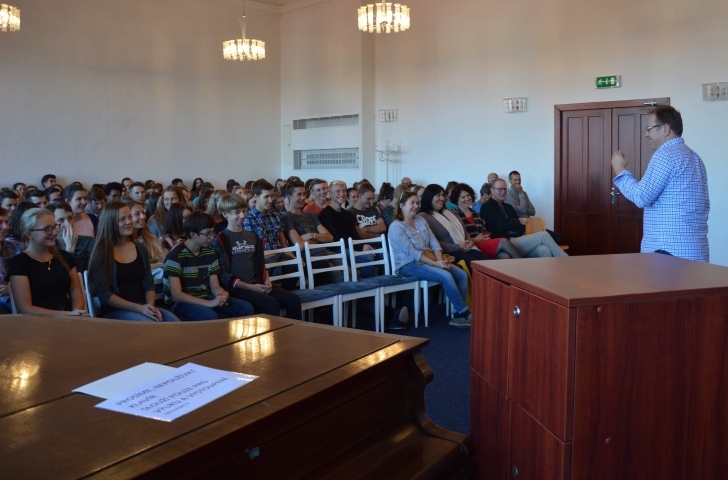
[610,187,621,205]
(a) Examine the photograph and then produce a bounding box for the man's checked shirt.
[243,208,283,250]
[614,137,709,262]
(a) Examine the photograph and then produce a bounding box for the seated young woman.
[8,208,87,316]
[210,194,302,319]
[124,199,165,264]
[160,203,193,252]
[418,184,491,271]
[205,189,229,234]
[450,183,522,260]
[5,200,36,246]
[377,182,395,226]
[87,202,179,322]
[148,185,184,238]
[49,201,95,272]
[388,191,471,329]
[190,178,204,200]
[63,184,95,238]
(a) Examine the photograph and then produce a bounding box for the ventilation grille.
[293,114,359,130]
[294,148,360,170]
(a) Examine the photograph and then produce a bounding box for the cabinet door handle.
[511,465,519,477]
[513,306,521,317]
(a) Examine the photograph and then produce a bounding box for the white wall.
[0,0,281,189]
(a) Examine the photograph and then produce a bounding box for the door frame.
[553,97,670,239]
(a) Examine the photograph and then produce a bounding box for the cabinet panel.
[510,404,571,480]
[573,296,728,480]
[471,371,510,480]
[472,272,511,395]
[508,288,575,441]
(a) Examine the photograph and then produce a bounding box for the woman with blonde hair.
[88,202,179,322]
[124,199,165,263]
[8,208,87,316]
[205,189,229,233]
[148,185,184,237]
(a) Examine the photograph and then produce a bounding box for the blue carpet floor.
[338,301,471,436]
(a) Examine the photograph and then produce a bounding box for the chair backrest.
[9,284,18,314]
[386,235,397,274]
[304,239,349,288]
[263,244,306,288]
[525,216,547,235]
[79,271,92,316]
[347,234,391,281]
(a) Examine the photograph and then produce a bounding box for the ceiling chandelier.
[0,4,20,32]
[358,1,410,33]
[223,4,265,62]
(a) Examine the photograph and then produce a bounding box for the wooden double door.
[554,98,669,256]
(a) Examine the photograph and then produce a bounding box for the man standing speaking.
[611,105,709,262]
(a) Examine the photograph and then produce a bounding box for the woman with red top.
[450,183,522,260]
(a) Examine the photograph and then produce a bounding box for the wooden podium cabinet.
[470,254,728,480]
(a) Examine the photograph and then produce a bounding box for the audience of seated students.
[122,177,133,192]
[87,202,179,322]
[26,189,48,208]
[448,183,523,261]
[471,182,490,214]
[13,183,27,202]
[128,182,146,204]
[62,184,95,238]
[205,189,228,233]
[8,208,87,316]
[0,190,18,220]
[346,187,359,209]
[302,178,329,216]
[148,185,184,237]
[160,203,193,252]
[0,207,15,314]
[377,182,395,225]
[480,178,568,258]
[163,211,254,320]
[504,170,561,243]
[104,182,123,203]
[210,193,302,319]
[418,184,491,271]
[45,185,63,202]
[85,187,105,231]
[50,201,94,273]
[348,182,387,240]
[189,178,204,200]
[125,199,165,264]
[41,174,57,190]
[389,191,471,329]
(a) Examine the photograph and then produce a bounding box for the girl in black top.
[8,208,87,316]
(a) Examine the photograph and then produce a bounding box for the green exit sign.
[596,75,621,89]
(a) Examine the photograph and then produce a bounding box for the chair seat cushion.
[290,288,339,303]
[357,275,418,288]
[317,281,379,295]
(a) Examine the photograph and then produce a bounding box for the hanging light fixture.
[358,1,410,33]
[0,4,20,32]
[223,3,265,62]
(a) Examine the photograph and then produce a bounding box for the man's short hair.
[12,183,25,190]
[357,182,375,195]
[251,179,275,197]
[218,193,248,214]
[49,201,72,214]
[87,187,104,202]
[347,187,358,197]
[104,182,123,196]
[329,180,347,189]
[171,178,183,185]
[310,178,327,189]
[0,190,18,202]
[41,174,56,185]
[508,171,520,180]
[44,185,62,198]
[281,180,304,199]
[650,105,683,136]
[130,182,145,189]
[121,177,132,184]
[183,211,215,238]
[480,182,492,197]
[26,189,45,200]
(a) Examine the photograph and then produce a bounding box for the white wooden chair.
[348,234,421,331]
[82,271,97,317]
[304,239,381,329]
[264,244,341,326]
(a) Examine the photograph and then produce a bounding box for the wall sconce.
[0,4,20,32]
[504,98,528,113]
[379,109,398,122]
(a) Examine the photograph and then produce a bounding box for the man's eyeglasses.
[31,226,59,235]
[197,230,214,237]
[492,188,508,192]
[645,124,663,132]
